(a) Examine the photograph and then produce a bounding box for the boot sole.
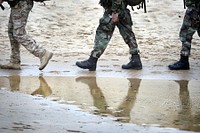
[168,67,190,70]
[0,66,21,70]
[0,64,21,70]
[122,66,142,70]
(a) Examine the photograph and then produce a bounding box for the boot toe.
[168,62,189,70]
[39,51,53,70]
[76,61,85,68]
[76,61,96,71]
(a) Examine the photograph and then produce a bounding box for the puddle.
[0,76,200,132]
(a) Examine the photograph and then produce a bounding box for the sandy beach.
[0,0,200,79]
[0,0,200,132]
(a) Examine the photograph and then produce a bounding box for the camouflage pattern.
[179,6,200,56]
[99,0,124,12]
[111,0,123,12]
[8,0,45,64]
[186,0,200,7]
[92,0,139,58]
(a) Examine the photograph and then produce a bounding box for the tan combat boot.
[0,63,21,70]
[39,50,53,70]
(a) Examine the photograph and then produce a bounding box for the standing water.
[0,76,199,132]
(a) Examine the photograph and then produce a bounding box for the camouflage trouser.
[91,8,139,58]
[179,7,200,56]
[8,0,45,64]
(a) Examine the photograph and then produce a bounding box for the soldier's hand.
[111,12,119,24]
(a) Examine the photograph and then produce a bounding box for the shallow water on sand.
[0,76,200,132]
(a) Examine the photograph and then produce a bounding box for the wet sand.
[0,75,200,132]
[0,0,200,80]
[0,0,200,132]
[1,88,194,133]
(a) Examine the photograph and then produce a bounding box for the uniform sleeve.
[111,0,123,12]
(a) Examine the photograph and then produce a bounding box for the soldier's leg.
[11,1,45,58]
[76,12,115,71]
[8,13,21,64]
[169,7,198,70]
[179,7,198,56]
[11,0,52,70]
[0,6,21,70]
[91,13,115,58]
[118,9,142,70]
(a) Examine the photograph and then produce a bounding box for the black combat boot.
[168,55,190,70]
[122,54,142,70]
[76,56,98,71]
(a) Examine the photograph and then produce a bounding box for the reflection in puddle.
[113,78,140,122]
[175,80,200,131]
[0,76,200,132]
[31,76,52,97]
[76,76,112,115]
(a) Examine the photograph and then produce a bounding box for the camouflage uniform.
[168,0,200,70]
[1,0,53,70]
[8,0,45,64]
[91,0,139,58]
[179,0,200,56]
[76,0,142,71]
